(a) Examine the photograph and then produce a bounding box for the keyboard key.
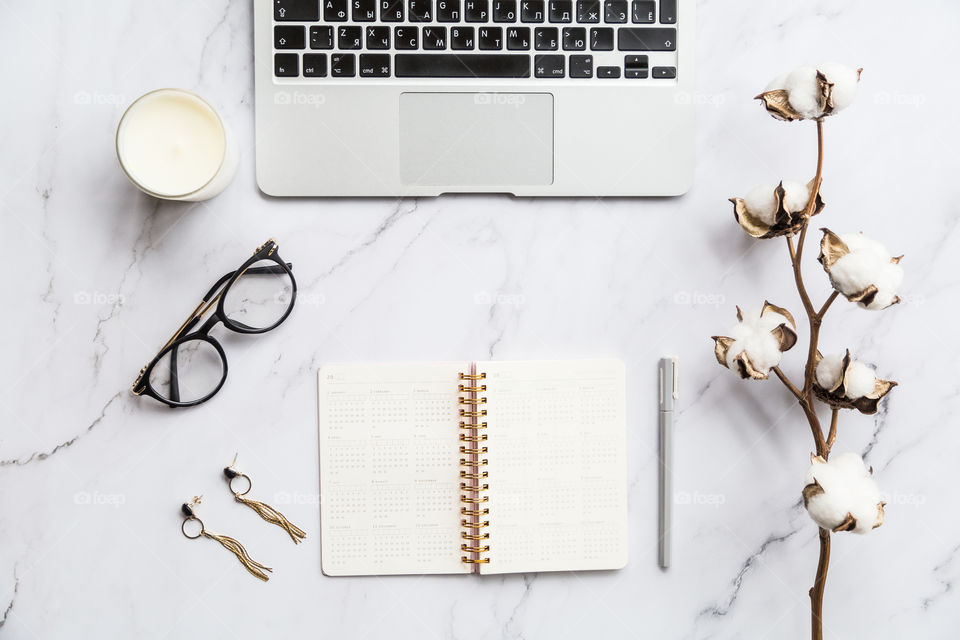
[625,54,647,77]
[331,53,356,76]
[394,25,419,48]
[630,0,653,23]
[438,0,462,21]
[569,54,592,77]
[506,26,531,49]
[303,53,328,76]
[423,26,447,49]
[534,54,564,77]
[597,65,620,78]
[465,0,489,21]
[548,0,572,22]
[324,0,348,20]
[275,0,320,21]
[338,26,362,48]
[617,27,675,50]
[534,26,558,49]
[659,0,676,24]
[353,0,377,19]
[451,26,475,49]
[604,0,626,22]
[395,54,530,77]
[274,53,299,77]
[589,26,612,49]
[360,53,391,76]
[409,0,433,20]
[366,25,391,48]
[381,0,405,20]
[521,0,545,22]
[479,26,503,49]
[310,25,334,48]
[576,0,599,23]
[562,26,585,50]
[653,65,676,78]
[494,0,517,21]
[275,25,306,49]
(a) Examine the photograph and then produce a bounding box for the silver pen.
[658,356,678,569]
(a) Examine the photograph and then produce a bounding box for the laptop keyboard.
[272,0,678,79]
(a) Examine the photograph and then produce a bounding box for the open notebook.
[317,359,628,576]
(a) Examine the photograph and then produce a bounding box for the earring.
[224,456,306,544]
[180,496,272,582]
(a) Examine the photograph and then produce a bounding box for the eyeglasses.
[132,239,297,407]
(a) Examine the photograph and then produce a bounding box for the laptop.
[254,0,693,196]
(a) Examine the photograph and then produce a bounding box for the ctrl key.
[303,54,328,77]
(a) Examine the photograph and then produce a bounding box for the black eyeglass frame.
[131,239,297,407]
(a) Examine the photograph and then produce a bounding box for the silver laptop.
[254,0,693,196]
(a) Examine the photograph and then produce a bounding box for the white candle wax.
[116,89,238,201]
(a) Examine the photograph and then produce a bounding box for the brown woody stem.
[772,366,803,400]
[785,117,833,640]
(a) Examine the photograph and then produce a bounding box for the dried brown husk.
[811,350,897,415]
[731,180,825,239]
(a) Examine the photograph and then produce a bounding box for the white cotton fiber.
[817,62,860,113]
[815,353,845,390]
[828,233,903,310]
[804,452,882,534]
[780,180,811,213]
[765,72,788,92]
[844,361,876,399]
[725,308,786,373]
[784,66,823,119]
[744,184,778,225]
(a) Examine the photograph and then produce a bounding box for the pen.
[658,356,678,569]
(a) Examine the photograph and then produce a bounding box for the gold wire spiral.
[458,369,490,566]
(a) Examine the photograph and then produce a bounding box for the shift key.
[617,27,675,51]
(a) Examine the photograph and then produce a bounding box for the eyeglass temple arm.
[200,263,294,303]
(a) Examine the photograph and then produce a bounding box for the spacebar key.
[395,54,531,77]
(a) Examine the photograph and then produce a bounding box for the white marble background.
[1,0,958,637]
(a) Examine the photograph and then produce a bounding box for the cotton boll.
[780,180,811,213]
[827,234,904,309]
[818,62,860,112]
[844,361,876,399]
[743,184,778,225]
[724,308,785,373]
[784,66,823,119]
[815,354,845,390]
[804,453,882,534]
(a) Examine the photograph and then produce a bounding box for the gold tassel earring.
[224,456,307,544]
[180,496,272,581]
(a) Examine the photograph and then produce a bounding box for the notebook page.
[480,359,628,574]
[317,362,470,576]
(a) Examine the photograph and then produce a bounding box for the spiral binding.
[458,369,490,567]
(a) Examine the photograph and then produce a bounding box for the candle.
[116,89,238,201]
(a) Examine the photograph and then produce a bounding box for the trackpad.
[399,93,553,187]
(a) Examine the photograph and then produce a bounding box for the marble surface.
[1,0,959,637]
